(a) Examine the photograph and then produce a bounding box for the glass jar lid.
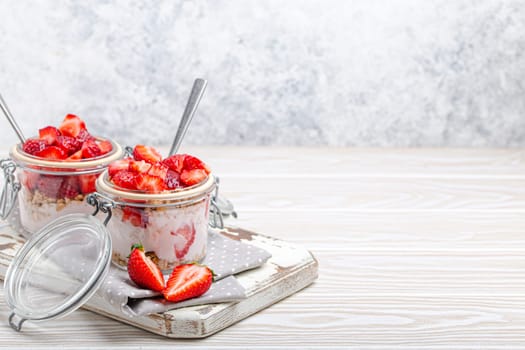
[4,213,112,331]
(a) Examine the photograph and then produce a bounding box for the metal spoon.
[0,93,26,143]
[168,78,207,156]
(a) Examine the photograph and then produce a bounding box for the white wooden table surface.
[1,147,524,349]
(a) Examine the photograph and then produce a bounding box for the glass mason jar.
[5,139,123,236]
[95,170,217,270]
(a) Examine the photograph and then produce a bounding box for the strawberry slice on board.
[22,139,47,155]
[38,126,61,145]
[163,264,213,303]
[128,244,165,292]
[179,169,208,187]
[133,145,162,164]
[58,114,86,138]
[35,146,68,160]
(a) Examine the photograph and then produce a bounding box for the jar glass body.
[10,140,123,236]
[96,172,216,270]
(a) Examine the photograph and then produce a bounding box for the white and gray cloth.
[7,205,272,317]
[100,230,271,316]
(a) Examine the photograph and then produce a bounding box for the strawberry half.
[38,126,61,145]
[163,264,213,303]
[133,145,162,164]
[180,169,207,186]
[128,244,165,292]
[35,146,68,160]
[58,114,86,137]
[22,139,47,155]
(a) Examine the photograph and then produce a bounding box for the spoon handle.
[0,93,25,144]
[169,78,207,156]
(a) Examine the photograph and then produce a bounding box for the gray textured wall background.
[0,0,524,147]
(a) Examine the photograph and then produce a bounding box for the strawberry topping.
[22,139,47,155]
[133,145,162,164]
[112,170,137,190]
[35,146,68,160]
[38,126,61,145]
[58,114,86,137]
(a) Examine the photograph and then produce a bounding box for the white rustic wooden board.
[0,225,318,338]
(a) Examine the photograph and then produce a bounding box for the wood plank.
[231,211,525,251]
[219,177,525,211]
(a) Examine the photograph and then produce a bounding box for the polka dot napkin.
[99,230,272,317]
[7,206,272,317]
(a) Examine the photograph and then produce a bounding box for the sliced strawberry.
[111,170,137,190]
[76,128,94,143]
[78,174,98,194]
[148,163,169,181]
[108,158,132,177]
[81,139,102,159]
[133,145,162,164]
[165,170,180,190]
[128,244,165,292]
[180,169,207,186]
[136,173,166,193]
[56,135,81,155]
[97,140,113,155]
[58,114,86,137]
[122,207,148,228]
[38,126,61,145]
[58,176,80,199]
[163,264,213,302]
[35,146,68,160]
[171,223,196,259]
[66,150,83,161]
[183,155,211,174]
[22,139,47,155]
[162,154,185,173]
[129,160,152,174]
[37,175,64,199]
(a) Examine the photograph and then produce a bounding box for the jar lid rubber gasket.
[4,213,112,331]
